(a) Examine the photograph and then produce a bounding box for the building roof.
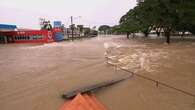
[0,24,17,31]
[59,93,107,110]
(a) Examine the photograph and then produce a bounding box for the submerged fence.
[106,56,195,98]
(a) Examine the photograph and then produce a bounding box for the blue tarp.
[0,24,17,30]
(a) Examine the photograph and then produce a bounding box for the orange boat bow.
[60,93,107,110]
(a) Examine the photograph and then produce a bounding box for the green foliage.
[119,9,140,33]
[175,0,195,34]
[118,0,195,38]
[110,25,122,34]
[98,25,111,34]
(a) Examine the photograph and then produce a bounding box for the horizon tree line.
[99,0,195,43]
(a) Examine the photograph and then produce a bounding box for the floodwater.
[0,35,195,110]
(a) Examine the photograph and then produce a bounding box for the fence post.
[156,81,159,87]
[105,57,195,98]
[106,56,108,64]
[131,72,134,77]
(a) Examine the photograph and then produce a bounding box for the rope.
[106,57,195,98]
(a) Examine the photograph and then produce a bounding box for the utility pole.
[71,16,74,41]
[70,16,81,41]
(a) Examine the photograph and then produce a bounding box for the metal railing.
[106,56,195,98]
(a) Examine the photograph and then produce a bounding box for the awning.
[0,24,17,31]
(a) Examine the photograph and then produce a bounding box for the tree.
[119,9,141,38]
[110,25,122,35]
[39,18,52,30]
[119,0,195,43]
[133,5,152,37]
[98,25,111,34]
[175,0,195,35]
[137,0,177,43]
[140,0,195,43]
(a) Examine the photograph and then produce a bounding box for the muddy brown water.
[0,35,195,110]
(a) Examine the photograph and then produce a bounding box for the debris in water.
[62,74,132,99]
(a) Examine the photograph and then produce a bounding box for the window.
[27,36,30,40]
[37,35,42,39]
[33,36,36,40]
[15,36,17,40]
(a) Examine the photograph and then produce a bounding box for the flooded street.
[0,35,195,110]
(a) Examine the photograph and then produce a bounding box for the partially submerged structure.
[0,24,17,43]
[0,24,64,44]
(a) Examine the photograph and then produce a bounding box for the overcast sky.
[0,0,137,29]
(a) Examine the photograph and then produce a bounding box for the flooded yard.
[0,35,195,110]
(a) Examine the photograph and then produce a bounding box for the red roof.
[59,93,107,110]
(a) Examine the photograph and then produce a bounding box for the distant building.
[64,25,87,38]
[0,24,64,44]
[0,24,17,43]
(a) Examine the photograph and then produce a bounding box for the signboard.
[53,21,62,28]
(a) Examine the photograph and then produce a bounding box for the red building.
[14,29,54,43]
[0,24,66,44]
[0,29,55,43]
